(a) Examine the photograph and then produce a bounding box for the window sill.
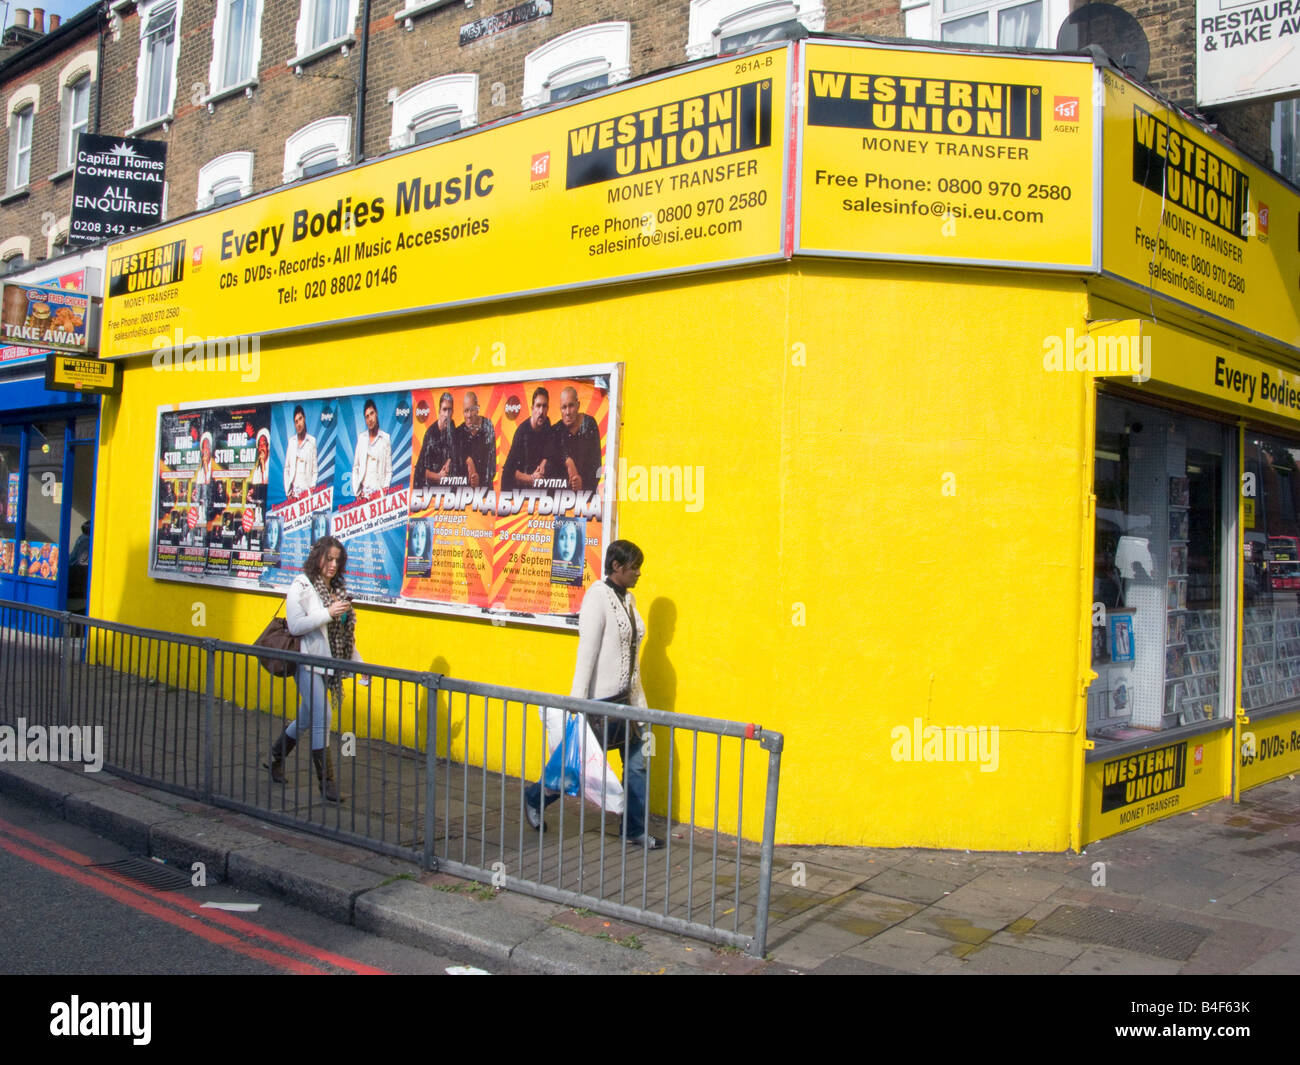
[395,0,462,27]
[49,167,73,183]
[0,187,30,204]
[126,113,172,137]
[202,78,258,108]
[287,35,357,71]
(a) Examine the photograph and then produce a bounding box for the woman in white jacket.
[523,539,661,849]
[266,535,359,802]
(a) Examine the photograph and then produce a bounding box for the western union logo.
[1131,106,1248,240]
[1100,742,1187,812]
[566,79,773,189]
[806,70,1042,140]
[108,239,186,298]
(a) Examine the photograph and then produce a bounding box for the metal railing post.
[202,638,217,803]
[58,610,73,726]
[751,727,784,958]
[422,674,441,872]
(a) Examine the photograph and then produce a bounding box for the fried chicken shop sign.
[68,133,168,247]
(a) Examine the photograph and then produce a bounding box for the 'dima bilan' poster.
[332,392,413,600]
[261,399,338,588]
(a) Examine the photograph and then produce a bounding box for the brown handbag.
[254,601,300,677]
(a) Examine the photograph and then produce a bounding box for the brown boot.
[312,748,342,803]
[265,732,296,784]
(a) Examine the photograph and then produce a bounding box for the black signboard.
[67,133,168,247]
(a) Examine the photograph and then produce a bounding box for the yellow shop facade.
[88,40,1300,850]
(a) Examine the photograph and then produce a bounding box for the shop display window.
[1090,397,1230,739]
[1242,431,1300,713]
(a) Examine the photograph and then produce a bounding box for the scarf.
[312,573,356,699]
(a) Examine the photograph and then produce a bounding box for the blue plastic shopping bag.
[543,713,582,796]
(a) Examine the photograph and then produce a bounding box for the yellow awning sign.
[798,41,1097,270]
[1100,69,1300,352]
[100,48,789,360]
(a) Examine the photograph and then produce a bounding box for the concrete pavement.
[2,756,1298,974]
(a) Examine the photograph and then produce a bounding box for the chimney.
[48,14,59,30]
[13,9,29,29]
[31,8,44,33]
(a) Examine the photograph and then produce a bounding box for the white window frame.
[290,0,360,68]
[283,116,351,183]
[56,52,97,174]
[1273,98,1300,188]
[8,104,34,192]
[686,0,825,59]
[46,214,71,258]
[131,0,183,133]
[0,236,31,271]
[394,0,458,29]
[522,23,630,109]
[58,74,92,175]
[389,73,477,150]
[930,0,1069,49]
[197,151,254,209]
[207,0,264,100]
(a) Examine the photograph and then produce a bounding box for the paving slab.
[951,941,1072,975]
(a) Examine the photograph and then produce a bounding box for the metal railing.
[0,601,783,955]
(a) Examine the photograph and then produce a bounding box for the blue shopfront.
[0,371,99,613]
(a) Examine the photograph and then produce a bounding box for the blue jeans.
[285,666,332,751]
[525,733,649,838]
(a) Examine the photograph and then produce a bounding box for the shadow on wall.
[641,597,678,820]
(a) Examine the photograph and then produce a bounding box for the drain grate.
[92,857,193,892]
[1033,905,1209,961]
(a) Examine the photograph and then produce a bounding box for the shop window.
[0,429,19,559]
[389,74,477,151]
[8,103,33,191]
[210,0,263,95]
[22,422,64,582]
[1274,97,1300,187]
[686,0,826,59]
[1090,397,1232,739]
[283,117,350,183]
[932,0,1067,47]
[59,74,91,172]
[197,151,254,209]
[1241,432,1300,713]
[521,23,631,109]
[133,0,181,130]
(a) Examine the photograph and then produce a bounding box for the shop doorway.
[0,413,98,613]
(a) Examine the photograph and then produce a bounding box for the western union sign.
[44,353,119,394]
[806,71,1042,140]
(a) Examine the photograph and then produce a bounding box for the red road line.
[0,832,326,975]
[0,816,388,976]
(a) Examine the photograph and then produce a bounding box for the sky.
[2,1,96,31]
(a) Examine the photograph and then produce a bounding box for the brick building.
[1,0,1294,276]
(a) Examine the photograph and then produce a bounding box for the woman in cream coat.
[523,539,661,849]
[266,535,364,801]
